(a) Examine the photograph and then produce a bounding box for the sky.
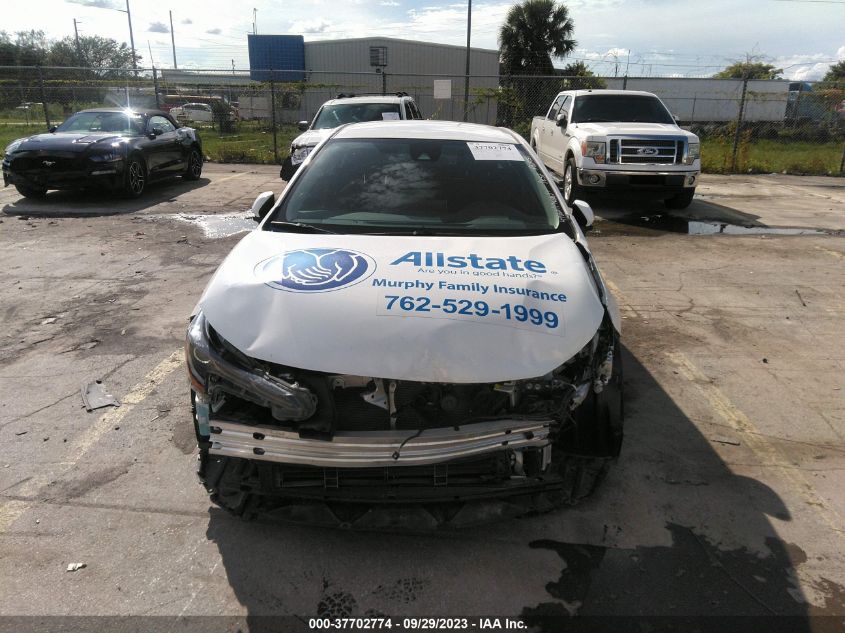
[2,0,843,79]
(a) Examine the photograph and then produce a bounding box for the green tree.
[822,60,845,82]
[559,61,605,89]
[0,30,49,66]
[714,60,782,80]
[499,0,576,76]
[47,35,140,76]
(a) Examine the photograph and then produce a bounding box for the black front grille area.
[268,453,514,490]
[12,153,82,172]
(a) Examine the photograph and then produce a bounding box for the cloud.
[290,19,332,34]
[148,21,170,34]
[379,0,400,5]
[182,18,193,25]
[65,0,120,8]
[206,28,222,35]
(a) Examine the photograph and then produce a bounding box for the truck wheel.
[563,157,584,205]
[665,189,695,210]
[15,184,47,199]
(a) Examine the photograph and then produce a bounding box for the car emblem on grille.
[636,148,659,156]
[42,160,56,167]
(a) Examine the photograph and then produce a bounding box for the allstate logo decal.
[256,248,376,292]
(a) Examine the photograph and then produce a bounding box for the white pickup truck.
[530,90,700,209]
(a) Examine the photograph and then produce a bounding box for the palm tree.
[499,0,577,76]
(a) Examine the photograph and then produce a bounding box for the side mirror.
[297,121,309,131]
[148,126,164,139]
[556,113,568,128]
[572,200,594,230]
[48,125,57,133]
[251,191,276,222]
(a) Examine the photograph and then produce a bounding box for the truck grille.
[609,139,683,165]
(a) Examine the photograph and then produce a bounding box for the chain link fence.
[2,65,843,174]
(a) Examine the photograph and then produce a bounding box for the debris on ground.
[14,431,27,436]
[66,563,86,572]
[795,289,807,307]
[81,380,120,412]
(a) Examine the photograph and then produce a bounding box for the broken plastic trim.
[186,312,318,422]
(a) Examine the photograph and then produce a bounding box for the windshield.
[312,103,402,129]
[571,95,674,124]
[56,111,145,135]
[268,138,565,235]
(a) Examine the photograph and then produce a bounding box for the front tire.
[665,189,695,210]
[123,156,146,198]
[183,147,203,181]
[563,157,584,205]
[15,184,47,199]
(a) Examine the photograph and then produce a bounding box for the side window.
[149,115,175,134]
[559,96,571,119]
[547,95,565,120]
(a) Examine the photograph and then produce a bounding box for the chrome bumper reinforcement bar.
[209,418,551,468]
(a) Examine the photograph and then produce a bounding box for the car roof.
[79,107,171,117]
[332,120,521,143]
[561,89,659,98]
[323,95,409,106]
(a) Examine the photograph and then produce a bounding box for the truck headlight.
[685,142,700,165]
[291,145,313,165]
[581,140,606,164]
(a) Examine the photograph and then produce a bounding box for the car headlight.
[291,145,313,166]
[581,140,606,164]
[4,138,24,159]
[685,142,700,165]
[89,151,122,162]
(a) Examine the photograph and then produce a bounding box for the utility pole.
[125,0,138,72]
[169,10,177,69]
[253,8,258,35]
[462,0,471,122]
[73,19,84,66]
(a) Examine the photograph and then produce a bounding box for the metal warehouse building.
[247,35,501,123]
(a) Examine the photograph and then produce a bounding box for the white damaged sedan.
[186,121,623,526]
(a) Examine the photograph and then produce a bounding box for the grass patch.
[199,122,299,164]
[701,138,844,175]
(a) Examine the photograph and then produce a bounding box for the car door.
[539,94,565,168]
[545,96,571,175]
[143,115,183,175]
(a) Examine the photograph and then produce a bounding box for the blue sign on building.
[248,35,306,82]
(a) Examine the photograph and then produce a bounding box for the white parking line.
[0,349,184,532]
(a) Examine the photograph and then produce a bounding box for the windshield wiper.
[266,221,336,234]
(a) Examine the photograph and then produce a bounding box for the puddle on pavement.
[166,213,255,238]
[594,214,837,237]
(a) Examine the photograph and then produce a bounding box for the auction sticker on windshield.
[466,142,523,161]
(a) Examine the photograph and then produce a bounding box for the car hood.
[573,121,695,138]
[13,132,127,153]
[291,129,332,148]
[199,231,606,383]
